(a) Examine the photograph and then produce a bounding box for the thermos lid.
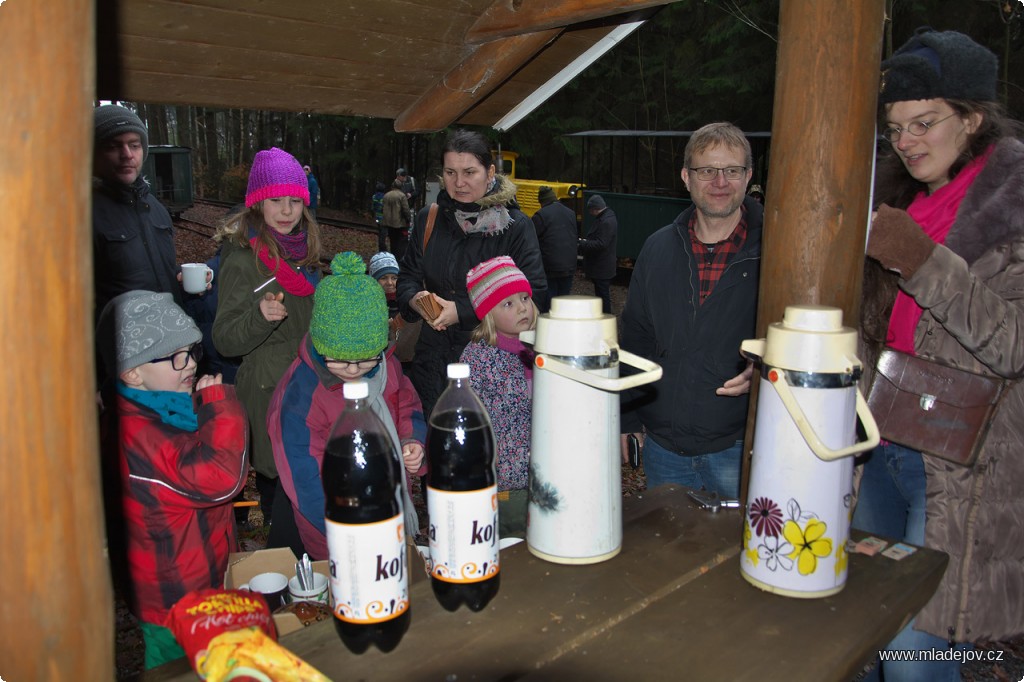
[447,363,470,379]
[531,295,618,357]
[343,380,369,399]
[763,305,861,373]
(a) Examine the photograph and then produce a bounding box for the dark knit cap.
[587,194,606,210]
[538,186,557,205]
[94,105,150,161]
[879,27,997,106]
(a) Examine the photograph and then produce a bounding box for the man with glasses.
[620,122,763,500]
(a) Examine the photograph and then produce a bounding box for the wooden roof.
[97,0,672,132]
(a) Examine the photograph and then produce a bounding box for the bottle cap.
[447,363,470,379]
[342,380,369,400]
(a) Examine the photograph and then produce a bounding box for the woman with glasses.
[267,253,425,560]
[856,28,1024,681]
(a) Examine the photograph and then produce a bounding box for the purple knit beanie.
[245,147,311,208]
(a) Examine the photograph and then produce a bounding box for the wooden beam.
[1,0,115,679]
[740,0,885,501]
[466,0,672,43]
[395,29,561,133]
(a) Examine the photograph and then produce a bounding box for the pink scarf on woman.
[885,148,992,353]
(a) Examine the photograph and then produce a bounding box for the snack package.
[167,589,331,681]
[413,293,443,322]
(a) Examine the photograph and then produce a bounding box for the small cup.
[239,571,289,610]
[288,572,329,605]
[181,262,214,294]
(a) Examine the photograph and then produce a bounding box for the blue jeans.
[642,436,741,498]
[591,278,612,314]
[853,443,969,682]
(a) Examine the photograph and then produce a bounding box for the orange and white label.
[325,514,409,624]
[427,486,500,583]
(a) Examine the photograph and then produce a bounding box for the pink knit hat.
[245,147,310,208]
[466,256,533,320]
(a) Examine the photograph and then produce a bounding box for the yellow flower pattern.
[784,518,833,576]
[743,519,759,566]
[835,540,848,578]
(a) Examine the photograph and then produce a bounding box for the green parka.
[213,239,319,477]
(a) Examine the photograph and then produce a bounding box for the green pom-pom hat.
[310,252,388,360]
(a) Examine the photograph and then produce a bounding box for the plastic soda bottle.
[322,380,410,653]
[426,363,500,611]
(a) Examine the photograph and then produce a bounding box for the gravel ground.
[111,201,1023,681]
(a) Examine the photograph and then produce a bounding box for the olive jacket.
[212,239,319,478]
[860,137,1024,642]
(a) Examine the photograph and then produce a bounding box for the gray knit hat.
[369,251,400,280]
[538,186,557,205]
[97,291,202,374]
[879,28,997,106]
[94,105,150,161]
[587,194,606,210]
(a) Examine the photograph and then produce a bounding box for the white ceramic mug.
[288,572,329,604]
[239,571,289,610]
[181,262,214,294]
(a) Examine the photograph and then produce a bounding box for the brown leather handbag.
[866,348,1008,466]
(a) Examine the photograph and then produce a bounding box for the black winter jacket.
[397,176,546,414]
[579,207,618,280]
[93,177,181,317]
[532,201,579,278]
[620,197,763,455]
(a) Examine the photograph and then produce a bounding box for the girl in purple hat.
[212,147,323,555]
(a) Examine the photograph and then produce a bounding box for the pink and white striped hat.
[466,256,533,320]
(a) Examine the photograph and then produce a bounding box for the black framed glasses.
[880,112,957,144]
[325,354,382,371]
[148,343,203,371]
[688,166,748,182]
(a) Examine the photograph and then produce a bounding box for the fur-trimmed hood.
[945,137,1024,264]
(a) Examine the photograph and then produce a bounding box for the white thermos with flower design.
[740,305,879,597]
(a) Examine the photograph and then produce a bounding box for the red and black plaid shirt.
[688,207,748,305]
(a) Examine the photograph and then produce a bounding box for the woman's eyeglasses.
[148,343,203,371]
[881,112,957,144]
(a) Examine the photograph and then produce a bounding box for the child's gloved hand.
[401,443,424,474]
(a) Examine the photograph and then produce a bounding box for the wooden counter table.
[141,484,947,682]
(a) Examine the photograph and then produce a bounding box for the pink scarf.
[497,332,534,389]
[250,237,316,297]
[885,148,992,353]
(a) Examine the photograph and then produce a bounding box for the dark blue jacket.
[620,197,763,455]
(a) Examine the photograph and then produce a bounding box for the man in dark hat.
[619,122,762,500]
[578,193,618,314]
[531,186,579,312]
[92,104,183,318]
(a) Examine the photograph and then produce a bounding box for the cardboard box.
[224,548,330,637]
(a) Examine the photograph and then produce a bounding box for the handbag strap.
[422,203,438,252]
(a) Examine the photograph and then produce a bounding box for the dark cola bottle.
[426,363,500,611]
[322,380,410,653]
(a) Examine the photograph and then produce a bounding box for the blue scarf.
[117,382,199,432]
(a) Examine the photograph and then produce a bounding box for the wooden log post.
[0,0,114,679]
[741,1,885,498]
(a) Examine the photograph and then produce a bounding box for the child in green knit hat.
[267,252,426,558]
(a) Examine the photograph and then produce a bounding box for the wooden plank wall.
[0,0,115,678]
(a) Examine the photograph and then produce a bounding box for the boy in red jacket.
[98,290,248,669]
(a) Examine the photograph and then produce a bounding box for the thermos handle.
[768,370,880,461]
[534,351,662,392]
